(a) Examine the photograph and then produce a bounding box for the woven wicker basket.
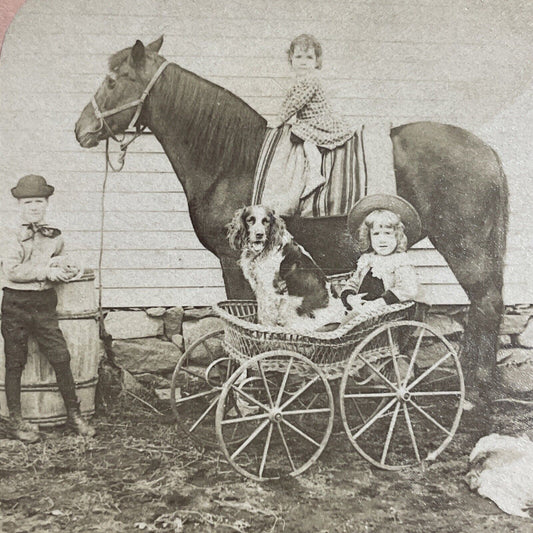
[214,300,415,379]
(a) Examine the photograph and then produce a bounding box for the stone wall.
[102,305,533,398]
[104,305,226,397]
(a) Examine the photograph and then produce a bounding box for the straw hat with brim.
[11,175,55,199]
[347,194,422,247]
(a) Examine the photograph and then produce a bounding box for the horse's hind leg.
[461,274,504,393]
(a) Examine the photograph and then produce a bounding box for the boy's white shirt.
[0,220,64,291]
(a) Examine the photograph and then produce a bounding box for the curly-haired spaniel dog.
[227,205,344,331]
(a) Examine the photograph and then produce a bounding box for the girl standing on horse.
[271,34,354,190]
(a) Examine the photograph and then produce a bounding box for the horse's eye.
[107,77,116,89]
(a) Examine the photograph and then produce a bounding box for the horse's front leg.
[219,254,254,300]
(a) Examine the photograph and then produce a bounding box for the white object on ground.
[466,433,533,518]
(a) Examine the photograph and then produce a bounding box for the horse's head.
[75,37,165,148]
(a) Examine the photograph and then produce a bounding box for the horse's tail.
[489,148,509,288]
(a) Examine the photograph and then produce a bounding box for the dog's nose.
[255,232,264,240]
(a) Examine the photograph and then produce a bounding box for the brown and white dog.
[227,205,344,331]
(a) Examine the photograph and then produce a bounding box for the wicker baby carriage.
[171,297,465,481]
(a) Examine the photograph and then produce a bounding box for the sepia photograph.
[0,0,532,531]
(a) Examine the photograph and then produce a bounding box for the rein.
[91,60,170,171]
[94,60,169,339]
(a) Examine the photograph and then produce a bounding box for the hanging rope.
[97,132,144,338]
[97,138,111,338]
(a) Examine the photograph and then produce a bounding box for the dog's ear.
[267,210,286,250]
[226,207,248,250]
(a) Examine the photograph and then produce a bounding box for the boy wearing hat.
[1,175,95,442]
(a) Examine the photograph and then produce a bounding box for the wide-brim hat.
[11,175,54,199]
[347,194,422,247]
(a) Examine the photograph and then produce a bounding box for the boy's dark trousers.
[1,287,79,418]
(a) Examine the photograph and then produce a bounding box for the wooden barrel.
[0,270,104,426]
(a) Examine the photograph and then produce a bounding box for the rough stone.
[146,307,167,317]
[121,369,147,394]
[164,307,184,339]
[135,373,172,389]
[497,348,533,392]
[424,313,464,336]
[112,338,183,375]
[518,319,533,348]
[500,314,530,335]
[155,388,171,401]
[182,317,226,364]
[105,311,164,340]
[183,306,217,320]
[497,347,533,365]
[171,334,185,350]
[499,335,512,347]
[183,317,225,346]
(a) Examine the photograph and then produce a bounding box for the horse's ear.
[147,35,164,53]
[130,40,146,67]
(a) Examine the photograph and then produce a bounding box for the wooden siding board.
[101,287,227,307]
[9,10,529,45]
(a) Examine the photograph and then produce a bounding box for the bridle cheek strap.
[128,60,170,129]
[91,60,170,136]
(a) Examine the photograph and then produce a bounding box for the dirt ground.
[1,373,532,533]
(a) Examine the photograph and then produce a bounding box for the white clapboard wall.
[0,0,531,307]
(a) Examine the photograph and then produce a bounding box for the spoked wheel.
[340,320,464,470]
[170,330,241,448]
[215,350,334,481]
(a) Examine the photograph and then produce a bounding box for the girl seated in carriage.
[270,34,354,193]
[340,194,423,319]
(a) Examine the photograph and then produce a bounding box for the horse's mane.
[108,47,266,177]
[156,62,266,177]
[108,48,130,72]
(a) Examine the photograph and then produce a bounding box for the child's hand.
[48,256,82,282]
[275,279,287,294]
[361,298,387,313]
[61,264,80,280]
[346,293,368,311]
[47,266,70,282]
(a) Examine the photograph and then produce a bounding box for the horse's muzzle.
[77,133,100,148]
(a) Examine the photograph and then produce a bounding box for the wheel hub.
[397,387,411,402]
[269,408,283,422]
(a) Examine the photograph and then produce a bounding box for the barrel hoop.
[0,312,99,320]
[0,408,96,426]
[57,311,99,320]
[0,377,98,392]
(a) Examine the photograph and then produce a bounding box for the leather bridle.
[90,60,170,141]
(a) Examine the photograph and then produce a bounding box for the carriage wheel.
[215,350,334,481]
[340,320,464,470]
[170,329,241,448]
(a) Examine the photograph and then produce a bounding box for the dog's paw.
[297,306,315,319]
[273,276,288,295]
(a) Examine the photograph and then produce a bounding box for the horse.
[75,37,508,398]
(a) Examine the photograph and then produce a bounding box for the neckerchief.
[22,223,61,241]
